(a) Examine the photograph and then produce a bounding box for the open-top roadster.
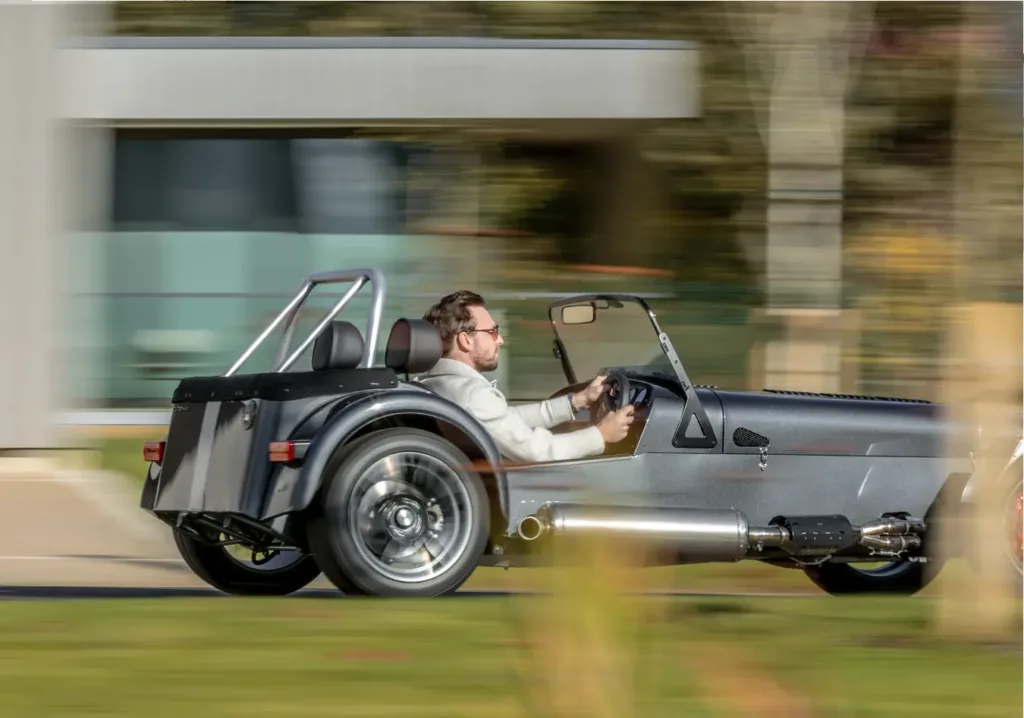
[140,268,1023,597]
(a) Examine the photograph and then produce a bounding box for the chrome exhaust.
[855,514,925,555]
[516,503,926,562]
[517,515,545,541]
[522,504,762,563]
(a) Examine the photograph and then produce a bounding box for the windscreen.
[551,298,676,384]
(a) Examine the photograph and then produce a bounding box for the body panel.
[502,452,970,536]
[715,389,950,458]
[263,384,509,520]
[501,375,975,543]
[142,368,399,518]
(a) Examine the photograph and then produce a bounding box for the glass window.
[111,132,409,234]
[112,135,298,232]
[291,138,400,235]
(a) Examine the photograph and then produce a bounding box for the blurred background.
[0,3,1020,716]
[1,0,1019,447]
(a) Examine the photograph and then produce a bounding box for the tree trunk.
[731,1,873,391]
[934,1,1022,642]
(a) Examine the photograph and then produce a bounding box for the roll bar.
[224,268,387,377]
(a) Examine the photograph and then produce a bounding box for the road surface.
[0,465,826,601]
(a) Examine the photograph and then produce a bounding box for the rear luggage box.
[140,268,391,524]
[142,374,281,519]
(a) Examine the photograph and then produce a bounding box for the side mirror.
[561,303,596,325]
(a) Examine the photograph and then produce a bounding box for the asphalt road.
[0,468,828,602]
[0,581,824,601]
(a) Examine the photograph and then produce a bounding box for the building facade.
[0,3,700,446]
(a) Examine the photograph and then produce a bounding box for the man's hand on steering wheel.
[570,374,607,412]
[598,403,635,444]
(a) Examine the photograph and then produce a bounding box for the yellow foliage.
[846,230,959,278]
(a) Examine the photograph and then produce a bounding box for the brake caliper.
[1015,494,1023,561]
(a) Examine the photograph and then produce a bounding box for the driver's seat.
[384,318,442,379]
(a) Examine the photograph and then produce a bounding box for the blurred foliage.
[102,1,1021,394]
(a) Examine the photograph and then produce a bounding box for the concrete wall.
[60,37,700,123]
[0,3,65,449]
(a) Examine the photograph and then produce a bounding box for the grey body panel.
[262,384,508,520]
[502,451,967,532]
[501,376,974,537]
[715,389,949,458]
[142,366,398,515]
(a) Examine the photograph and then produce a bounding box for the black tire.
[306,427,490,598]
[1002,474,1023,588]
[173,530,322,596]
[803,559,936,595]
[965,471,1023,595]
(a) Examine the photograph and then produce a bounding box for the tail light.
[143,441,165,464]
[269,440,308,463]
[269,441,295,462]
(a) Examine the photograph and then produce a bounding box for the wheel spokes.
[347,451,473,583]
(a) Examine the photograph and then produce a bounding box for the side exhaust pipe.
[519,504,759,563]
[516,503,925,562]
[516,515,545,542]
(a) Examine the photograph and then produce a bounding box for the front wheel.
[959,457,1023,595]
[965,473,1024,594]
[803,559,937,595]
[307,428,490,598]
[1003,475,1023,581]
[173,530,322,596]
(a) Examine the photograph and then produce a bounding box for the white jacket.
[417,358,605,463]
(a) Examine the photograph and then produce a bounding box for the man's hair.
[422,290,486,355]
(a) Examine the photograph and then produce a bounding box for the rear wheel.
[307,428,489,598]
[173,530,322,596]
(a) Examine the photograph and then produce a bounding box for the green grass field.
[0,595,1017,718]
[91,432,162,484]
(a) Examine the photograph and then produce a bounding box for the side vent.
[733,427,769,448]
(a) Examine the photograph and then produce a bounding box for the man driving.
[418,290,635,464]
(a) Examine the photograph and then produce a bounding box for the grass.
[87,429,164,483]
[0,594,1017,718]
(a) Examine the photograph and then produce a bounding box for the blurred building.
[0,3,700,446]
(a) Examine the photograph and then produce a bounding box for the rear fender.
[278,389,508,520]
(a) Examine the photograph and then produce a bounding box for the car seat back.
[311,320,365,371]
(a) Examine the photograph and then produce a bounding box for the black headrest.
[311,320,364,371]
[385,318,442,375]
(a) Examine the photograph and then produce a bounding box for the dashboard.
[627,383,653,413]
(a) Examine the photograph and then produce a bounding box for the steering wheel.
[603,372,631,413]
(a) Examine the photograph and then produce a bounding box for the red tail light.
[143,441,165,464]
[269,441,295,463]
